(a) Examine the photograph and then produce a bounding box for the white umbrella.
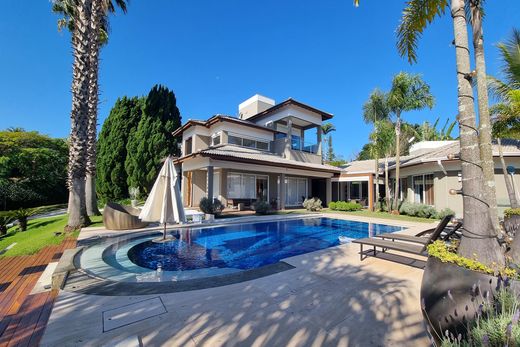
[139,156,186,240]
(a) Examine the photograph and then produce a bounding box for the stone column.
[317,125,322,156]
[284,118,293,157]
[368,175,374,211]
[325,178,332,207]
[221,131,228,145]
[207,165,214,202]
[280,173,286,210]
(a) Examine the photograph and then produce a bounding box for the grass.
[0,214,103,258]
[322,209,437,223]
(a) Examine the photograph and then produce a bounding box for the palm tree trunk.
[66,0,92,231]
[86,0,102,216]
[393,115,401,211]
[498,138,519,208]
[385,156,390,212]
[451,0,503,267]
[375,156,380,211]
[470,2,499,234]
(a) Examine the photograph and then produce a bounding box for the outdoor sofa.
[103,202,149,230]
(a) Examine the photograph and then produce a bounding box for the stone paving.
[41,214,433,347]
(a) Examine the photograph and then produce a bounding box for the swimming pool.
[79,217,405,283]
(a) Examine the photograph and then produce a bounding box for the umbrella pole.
[163,222,167,240]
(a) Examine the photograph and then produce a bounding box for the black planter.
[420,257,502,342]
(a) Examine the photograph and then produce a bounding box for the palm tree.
[387,72,435,211]
[362,89,390,211]
[489,30,520,263]
[394,0,504,266]
[370,120,395,212]
[53,0,127,219]
[466,0,500,234]
[321,123,336,163]
[60,0,92,230]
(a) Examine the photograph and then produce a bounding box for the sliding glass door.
[285,177,307,206]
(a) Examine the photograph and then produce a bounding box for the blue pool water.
[127,217,404,272]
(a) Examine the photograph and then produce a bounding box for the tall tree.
[125,85,182,195]
[467,0,500,234]
[387,72,435,210]
[53,0,128,217]
[62,0,92,230]
[362,89,390,211]
[97,97,144,201]
[371,120,395,212]
[321,122,336,161]
[396,0,504,266]
[326,135,335,162]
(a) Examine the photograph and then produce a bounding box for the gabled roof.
[172,114,276,137]
[244,98,333,122]
[176,144,341,173]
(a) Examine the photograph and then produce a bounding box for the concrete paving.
[41,214,433,347]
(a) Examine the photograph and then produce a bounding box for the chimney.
[238,94,275,120]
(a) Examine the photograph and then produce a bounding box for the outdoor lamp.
[449,189,462,195]
[507,165,516,175]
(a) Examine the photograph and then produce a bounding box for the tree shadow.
[41,246,428,346]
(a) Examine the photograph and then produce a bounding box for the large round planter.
[420,257,501,342]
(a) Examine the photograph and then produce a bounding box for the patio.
[40,214,432,347]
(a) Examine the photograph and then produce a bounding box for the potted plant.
[199,197,223,221]
[129,187,140,208]
[253,200,271,215]
[421,241,518,343]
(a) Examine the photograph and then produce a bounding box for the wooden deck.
[0,238,76,347]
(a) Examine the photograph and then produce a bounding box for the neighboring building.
[173,94,341,209]
[338,140,520,217]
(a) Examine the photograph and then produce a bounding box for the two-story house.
[173,94,341,209]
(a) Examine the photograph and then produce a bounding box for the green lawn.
[322,209,437,223]
[0,214,103,258]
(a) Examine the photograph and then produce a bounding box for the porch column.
[317,125,322,156]
[325,178,332,206]
[221,131,228,144]
[280,173,286,210]
[368,175,374,211]
[284,118,293,157]
[207,165,214,202]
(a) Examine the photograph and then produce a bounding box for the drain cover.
[102,297,167,332]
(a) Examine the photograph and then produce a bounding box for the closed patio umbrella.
[139,156,186,240]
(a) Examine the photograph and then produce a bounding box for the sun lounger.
[352,215,453,261]
[376,221,462,245]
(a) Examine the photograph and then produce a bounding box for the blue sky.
[1,1,519,159]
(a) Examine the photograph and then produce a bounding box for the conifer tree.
[125,85,182,195]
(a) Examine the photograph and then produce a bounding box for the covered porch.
[332,174,376,210]
[180,156,335,210]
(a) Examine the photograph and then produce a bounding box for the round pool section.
[78,217,406,283]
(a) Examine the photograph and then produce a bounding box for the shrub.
[505,208,520,219]
[303,198,322,211]
[328,201,362,212]
[440,286,520,346]
[199,197,224,215]
[399,202,437,219]
[427,241,517,278]
[253,200,271,215]
[0,212,15,236]
[436,208,455,220]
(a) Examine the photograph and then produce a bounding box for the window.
[228,135,242,145]
[291,135,301,150]
[212,133,221,146]
[243,138,256,148]
[184,137,193,155]
[226,134,269,151]
[256,141,269,151]
[413,174,434,205]
[285,177,307,206]
[227,173,267,199]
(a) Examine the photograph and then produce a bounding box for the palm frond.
[397,0,448,64]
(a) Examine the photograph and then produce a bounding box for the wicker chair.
[103,202,149,230]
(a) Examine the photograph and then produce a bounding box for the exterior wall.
[255,105,323,127]
[191,170,207,207]
[211,123,273,142]
[286,149,322,164]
